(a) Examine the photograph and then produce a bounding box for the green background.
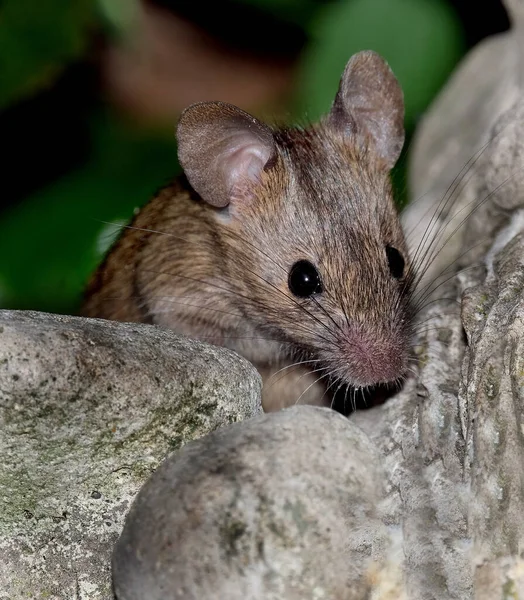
[0,0,467,314]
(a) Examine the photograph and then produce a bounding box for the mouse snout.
[336,323,408,388]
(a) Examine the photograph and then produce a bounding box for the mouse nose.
[339,324,407,387]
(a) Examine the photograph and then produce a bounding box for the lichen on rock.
[112,406,393,600]
[0,311,261,599]
[4,1,524,598]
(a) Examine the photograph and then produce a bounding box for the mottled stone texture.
[4,1,524,598]
[0,311,261,599]
[381,0,524,595]
[113,407,397,600]
[114,20,524,594]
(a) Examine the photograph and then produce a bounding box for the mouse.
[81,50,414,413]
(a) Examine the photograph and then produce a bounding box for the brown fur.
[82,51,413,412]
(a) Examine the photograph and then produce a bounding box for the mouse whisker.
[359,386,367,409]
[411,261,486,312]
[310,296,344,334]
[191,336,296,343]
[411,312,458,328]
[398,373,409,390]
[404,135,495,263]
[265,359,325,391]
[140,268,252,304]
[411,265,481,313]
[350,387,357,413]
[318,372,342,406]
[407,358,424,367]
[404,121,514,271]
[407,169,522,296]
[413,300,461,317]
[412,325,458,335]
[329,378,347,411]
[408,243,488,308]
[293,368,331,406]
[323,363,360,412]
[101,218,292,282]
[240,268,339,345]
[267,358,324,380]
[128,297,245,319]
[136,267,332,346]
[101,292,330,347]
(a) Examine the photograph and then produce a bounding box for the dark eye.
[386,245,405,279]
[288,260,323,297]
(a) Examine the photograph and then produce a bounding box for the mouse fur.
[82,50,414,412]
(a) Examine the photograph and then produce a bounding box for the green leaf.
[0,0,97,108]
[295,0,465,129]
[0,108,179,313]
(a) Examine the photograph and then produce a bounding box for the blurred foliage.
[0,0,97,109]
[297,0,464,129]
[232,0,329,28]
[97,0,141,33]
[0,109,177,313]
[0,0,466,314]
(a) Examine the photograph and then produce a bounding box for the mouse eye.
[386,245,405,279]
[288,260,323,297]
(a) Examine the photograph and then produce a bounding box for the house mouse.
[82,50,414,413]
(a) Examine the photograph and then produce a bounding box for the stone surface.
[401,7,520,293]
[458,229,524,596]
[0,310,261,600]
[350,0,524,596]
[113,406,398,600]
[5,2,524,598]
[351,220,524,599]
[110,4,524,597]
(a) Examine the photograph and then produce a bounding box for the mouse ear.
[176,101,276,208]
[328,51,405,169]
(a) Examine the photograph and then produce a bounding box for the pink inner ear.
[219,133,273,201]
[177,102,276,207]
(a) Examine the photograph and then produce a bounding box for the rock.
[349,0,524,597]
[113,406,398,600]
[351,260,469,599]
[0,310,261,600]
[6,2,524,598]
[353,152,524,597]
[456,218,524,595]
[402,0,522,292]
[113,4,524,597]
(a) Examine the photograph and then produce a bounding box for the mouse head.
[177,51,413,390]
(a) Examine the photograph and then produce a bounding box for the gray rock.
[113,406,397,600]
[6,2,524,598]
[115,6,524,597]
[0,310,261,600]
[352,270,470,599]
[402,0,522,293]
[349,0,524,596]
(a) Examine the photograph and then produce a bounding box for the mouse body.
[82,51,414,412]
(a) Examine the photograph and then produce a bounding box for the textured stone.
[402,3,521,292]
[349,1,524,596]
[0,310,261,600]
[113,406,397,600]
[352,272,470,600]
[6,2,524,598]
[115,4,524,597]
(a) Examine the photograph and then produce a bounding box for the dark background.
[0,0,510,313]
